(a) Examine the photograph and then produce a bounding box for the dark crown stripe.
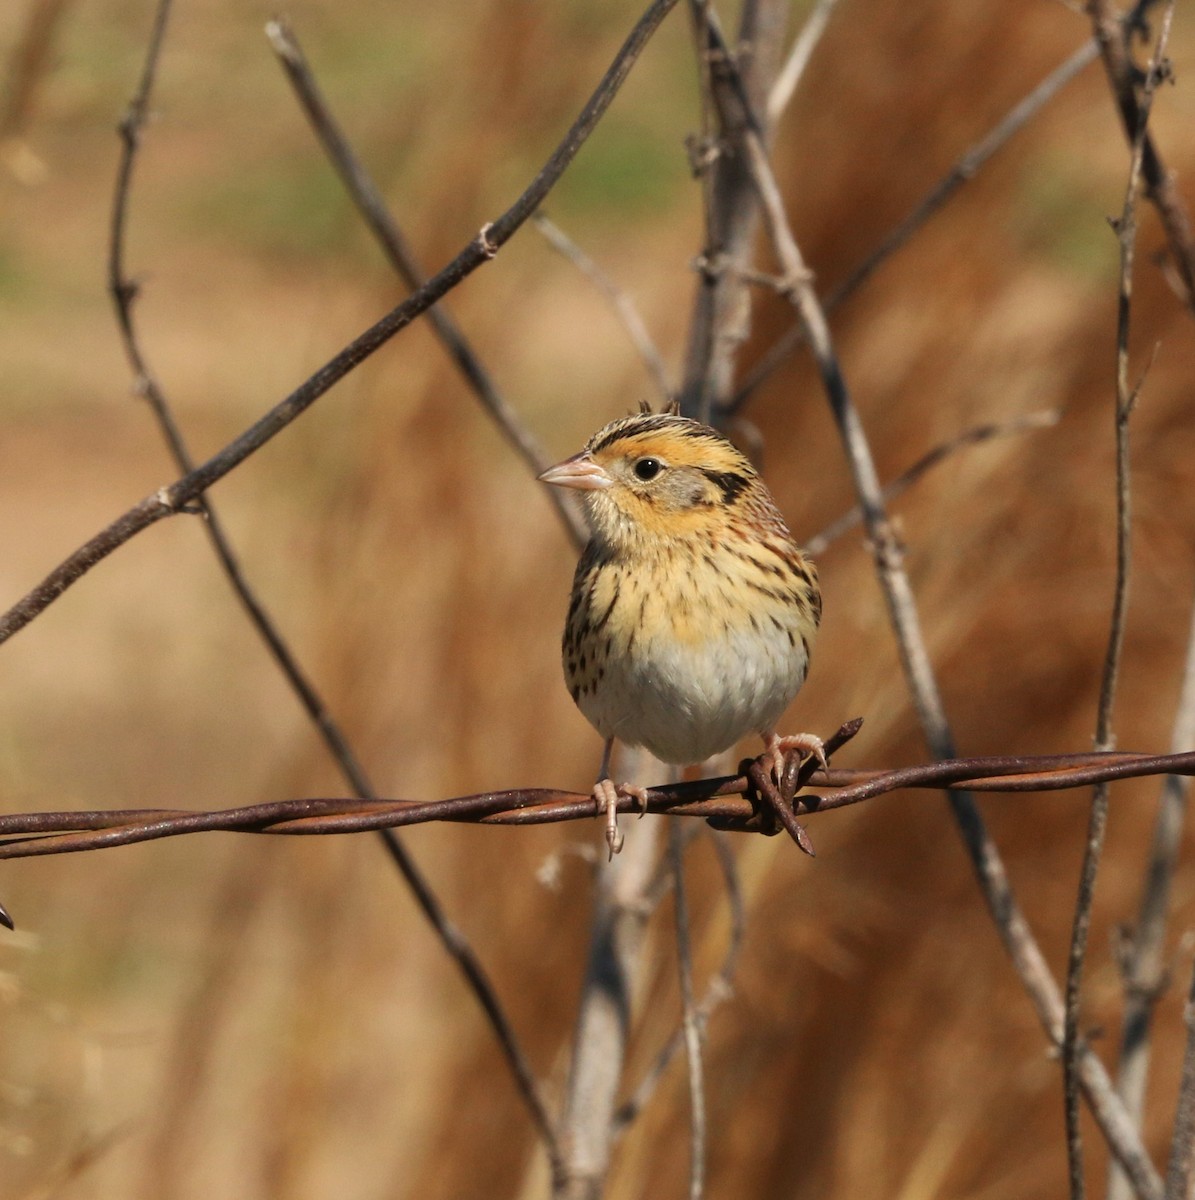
[587,413,732,457]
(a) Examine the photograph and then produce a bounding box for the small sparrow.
[540,406,823,857]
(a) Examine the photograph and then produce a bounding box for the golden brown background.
[1,0,1194,1196]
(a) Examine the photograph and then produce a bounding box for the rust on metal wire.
[0,720,1192,864]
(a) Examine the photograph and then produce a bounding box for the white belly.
[579,619,808,765]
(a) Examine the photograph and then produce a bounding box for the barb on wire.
[0,0,681,649]
[532,212,674,404]
[11,733,1195,858]
[1064,10,1171,1196]
[105,0,564,1172]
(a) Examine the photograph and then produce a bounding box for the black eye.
[633,458,662,481]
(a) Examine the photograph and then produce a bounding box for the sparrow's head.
[539,410,780,550]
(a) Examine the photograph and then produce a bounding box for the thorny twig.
[108,0,563,1172]
[265,19,588,551]
[111,0,377,798]
[532,212,674,404]
[0,0,682,648]
[1064,10,1170,1195]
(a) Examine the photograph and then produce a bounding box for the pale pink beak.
[538,452,613,491]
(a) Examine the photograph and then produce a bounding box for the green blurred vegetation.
[1015,154,1120,280]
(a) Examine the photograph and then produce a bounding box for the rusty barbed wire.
[3,719,1194,862]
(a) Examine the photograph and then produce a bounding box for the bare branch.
[670,822,707,1200]
[765,0,840,124]
[613,830,744,1135]
[110,0,380,801]
[1087,0,1195,310]
[0,0,682,648]
[557,760,662,1200]
[265,19,588,550]
[680,0,789,422]
[730,36,1101,413]
[106,0,564,1172]
[708,15,1163,1191]
[804,409,1062,557]
[1165,962,1195,1200]
[532,212,674,404]
[1109,585,1195,1200]
[1064,10,1170,1193]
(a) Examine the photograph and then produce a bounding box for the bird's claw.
[763,730,827,785]
[592,779,650,860]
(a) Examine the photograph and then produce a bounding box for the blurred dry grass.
[1,0,1194,1197]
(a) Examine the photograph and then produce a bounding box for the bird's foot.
[762,730,828,786]
[592,778,650,859]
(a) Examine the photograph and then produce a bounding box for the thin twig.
[680,0,788,422]
[106,0,564,1173]
[1164,961,1195,1199]
[109,0,380,800]
[804,408,1062,556]
[765,0,840,124]
[532,212,674,404]
[730,36,1101,413]
[670,822,707,1200]
[684,0,718,422]
[613,830,744,1134]
[0,0,681,648]
[710,18,1162,1192]
[265,19,588,551]
[1063,11,1169,1193]
[1108,583,1195,1200]
[557,759,662,1200]
[1088,0,1195,310]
